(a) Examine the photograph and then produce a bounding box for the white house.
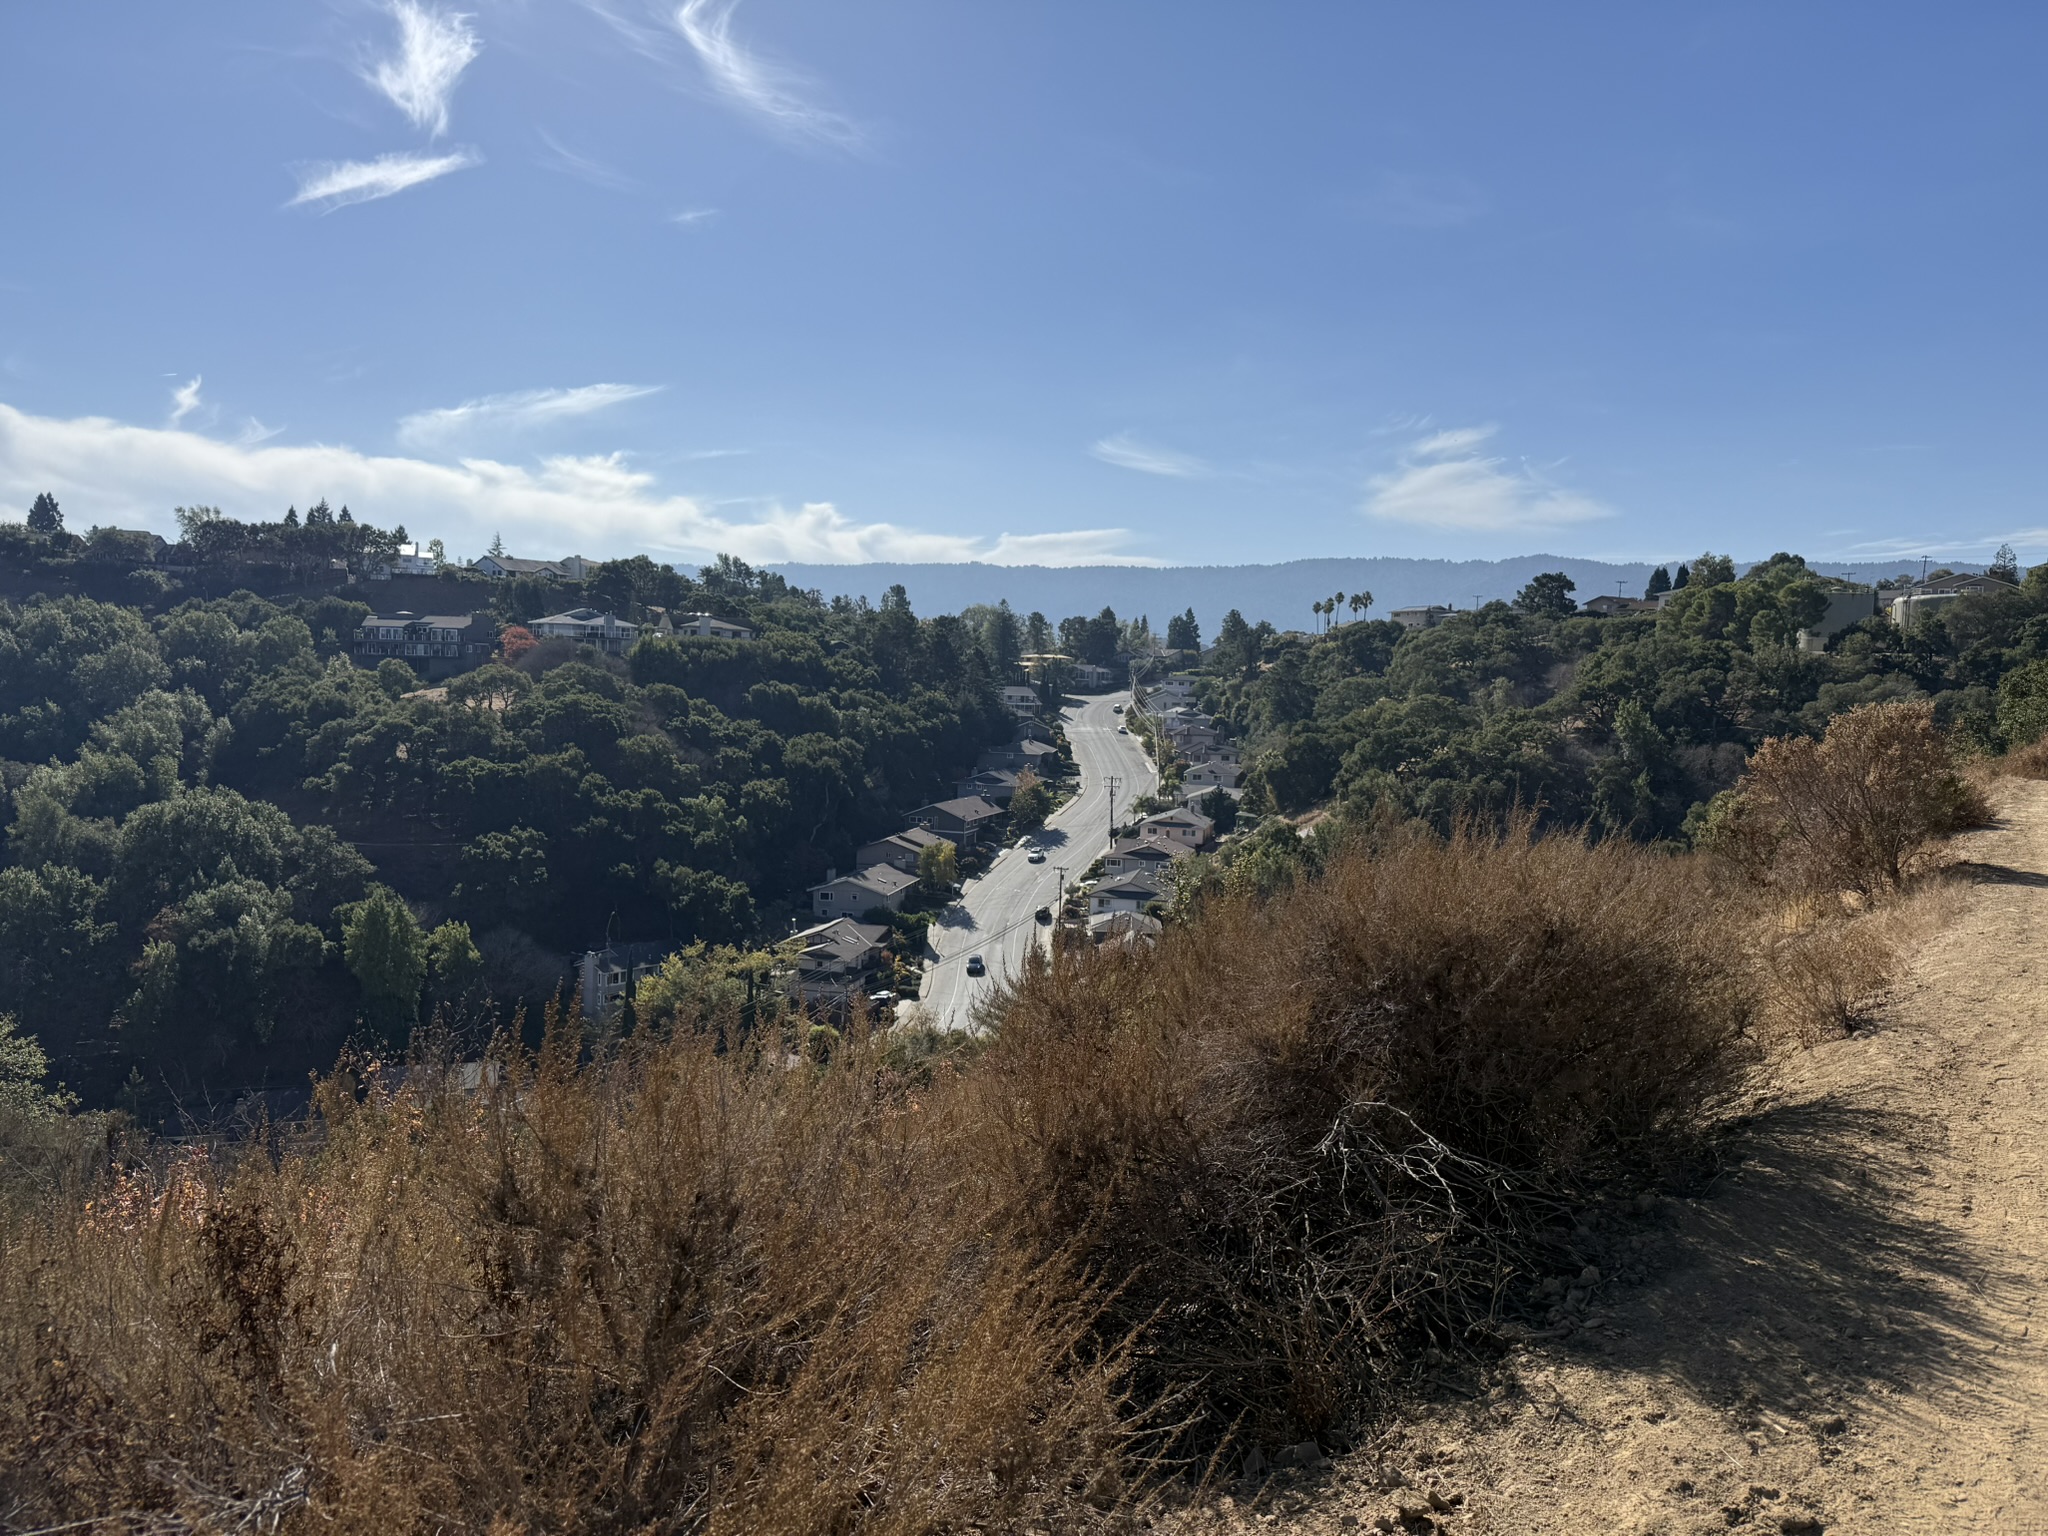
[530,608,639,654]
[1182,760,1241,791]
[808,863,918,919]
[1135,807,1213,849]
[1000,685,1041,718]
[1104,835,1191,880]
[652,611,757,642]
[372,543,438,579]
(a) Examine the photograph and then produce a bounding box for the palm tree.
[1312,598,1327,632]
[1350,590,1372,621]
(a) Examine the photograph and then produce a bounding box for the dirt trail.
[1177,780,2048,1536]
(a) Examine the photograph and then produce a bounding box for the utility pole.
[1104,774,1122,841]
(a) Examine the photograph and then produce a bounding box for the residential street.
[913,692,1157,1032]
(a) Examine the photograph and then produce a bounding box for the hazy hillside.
[774,556,1975,634]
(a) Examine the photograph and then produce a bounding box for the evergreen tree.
[282,506,300,528]
[343,887,427,1034]
[1166,607,1201,652]
[488,532,506,558]
[26,492,62,535]
[1646,565,1672,598]
[1513,571,1578,617]
[1990,543,2022,584]
[1672,562,1691,589]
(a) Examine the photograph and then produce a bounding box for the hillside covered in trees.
[1201,552,2048,843]
[0,509,1053,1116]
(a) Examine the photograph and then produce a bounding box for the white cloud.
[670,207,720,226]
[396,383,664,447]
[167,376,205,429]
[1090,432,1212,479]
[288,149,480,210]
[674,0,861,148]
[367,1,481,138]
[1411,424,1496,457]
[536,130,638,192]
[0,401,1144,567]
[1366,425,1612,531]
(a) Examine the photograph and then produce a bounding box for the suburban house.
[351,612,499,678]
[1143,679,1199,710]
[911,795,1007,849]
[1088,910,1164,947]
[855,826,947,876]
[1182,760,1242,791]
[371,543,438,579]
[578,939,677,1020]
[855,826,948,876]
[979,739,1062,775]
[1390,605,1453,630]
[808,863,918,919]
[1136,807,1213,849]
[1105,834,1191,880]
[530,608,639,654]
[648,610,757,642]
[1000,685,1041,718]
[1187,741,1242,769]
[1579,595,1660,617]
[1089,872,1163,915]
[788,918,890,1008]
[1178,782,1244,811]
[472,554,585,581]
[1070,663,1119,691]
[955,768,1021,805]
[1889,573,2020,635]
[1795,589,1884,652]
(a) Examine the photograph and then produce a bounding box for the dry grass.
[1991,735,2048,780]
[5,808,1962,1531]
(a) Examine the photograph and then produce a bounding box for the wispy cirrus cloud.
[288,149,481,210]
[0,401,1142,566]
[1366,424,1612,531]
[367,1,481,138]
[579,0,861,150]
[670,207,721,227]
[536,130,638,192]
[167,376,206,429]
[397,383,664,448]
[676,0,861,148]
[1090,432,1212,479]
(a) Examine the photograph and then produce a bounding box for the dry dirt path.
[1174,780,2048,1536]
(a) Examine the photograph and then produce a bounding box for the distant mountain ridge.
[771,556,1978,634]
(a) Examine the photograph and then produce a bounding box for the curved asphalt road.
[913,692,1157,1032]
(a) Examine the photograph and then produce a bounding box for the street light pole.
[1104,774,1122,840]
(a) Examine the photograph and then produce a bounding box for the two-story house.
[351,612,500,678]
[788,918,891,1009]
[911,795,1006,849]
[1104,834,1191,881]
[530,608,639,655]
[855,826,949,876]
[1135,807,1213,849]
[1000,684,1042,718]
[808,863,918,919]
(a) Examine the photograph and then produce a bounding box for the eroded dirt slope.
[1174,780,2048,1536]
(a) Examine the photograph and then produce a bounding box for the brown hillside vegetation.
[0,703,1994,1534]
[1166,804,2048,1534]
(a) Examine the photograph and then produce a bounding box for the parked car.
[1118,726,1129,734]
[1034,906,1052,924]
[1027,849,1046,863]
[965,954,986,976]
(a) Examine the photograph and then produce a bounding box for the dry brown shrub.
[0,827,1814,1524]
[0,1023,1135,1535]
[1994,735,2048,780]
[1704,700,1990,899]
[969,821,1754,1452]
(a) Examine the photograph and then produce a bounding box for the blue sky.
[2,3,2044,569]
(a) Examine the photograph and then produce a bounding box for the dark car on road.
[1034,906,1052,924]
[965,954,985,976]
